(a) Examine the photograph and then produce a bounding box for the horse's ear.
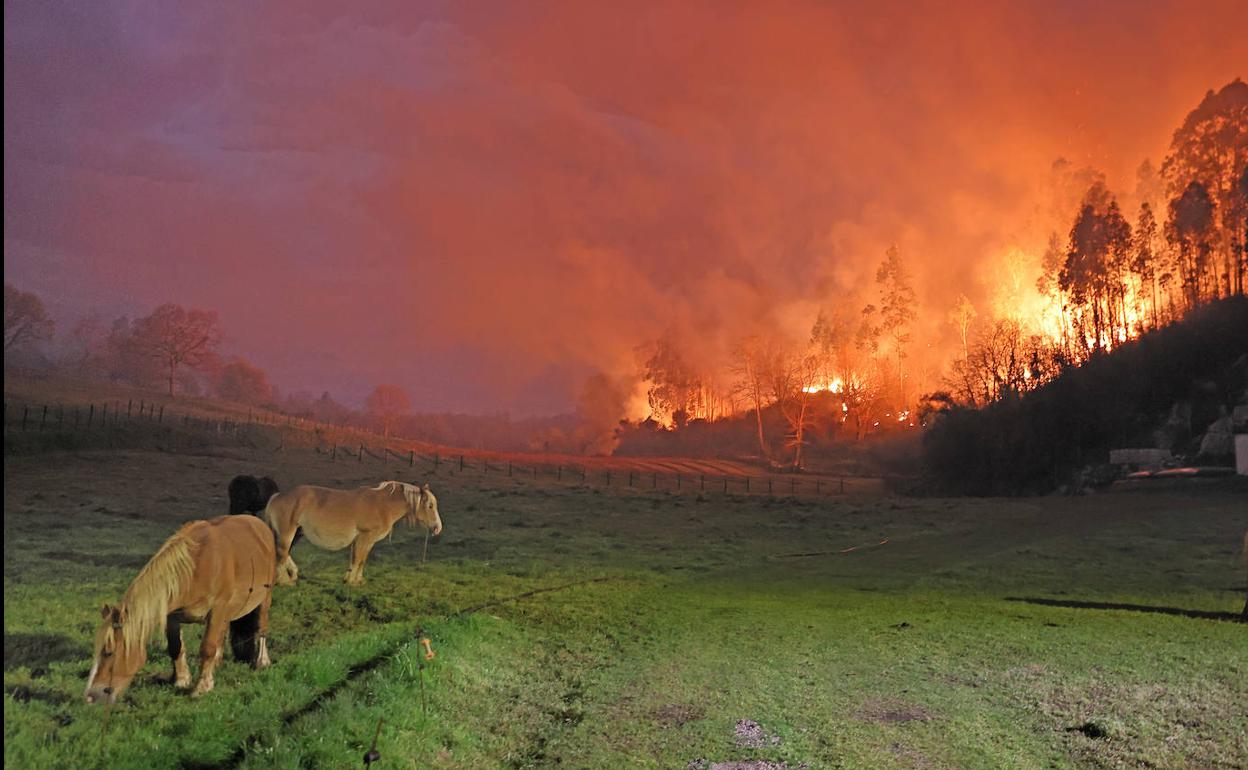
[112,606,125,624]
[100,603,113,620]
[422,483,431,493]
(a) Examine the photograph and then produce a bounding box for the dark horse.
[225,475,281,661]
[228,475,280,516]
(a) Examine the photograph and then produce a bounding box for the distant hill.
[919,296,1248,495]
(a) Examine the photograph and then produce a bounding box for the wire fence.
[3,398,871,498]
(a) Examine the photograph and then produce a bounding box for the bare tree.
[731,334,773,459]
[129,304,222,396]
[779,346,820,468]
[365,384,412,438]
[947,293,977,360]
[4,283,54,353]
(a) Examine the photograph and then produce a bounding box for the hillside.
[920,296,1248,495]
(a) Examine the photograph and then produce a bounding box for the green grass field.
[4,446,1246,769]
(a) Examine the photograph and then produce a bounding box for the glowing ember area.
[802,379,844,394]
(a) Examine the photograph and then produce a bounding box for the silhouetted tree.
[1133,202,1161,328]
[1167,180,1216,309]
[1161,78,1247,297]
[874,246,917,404]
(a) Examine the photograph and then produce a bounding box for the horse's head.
[84,603,146,705]
[404,483,442,536]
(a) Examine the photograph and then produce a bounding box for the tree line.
[2,288,420,438]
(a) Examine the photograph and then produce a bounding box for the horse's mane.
[117,524,199,652]
[373,481,432,526]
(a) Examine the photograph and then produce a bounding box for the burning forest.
[603,79,1248,467]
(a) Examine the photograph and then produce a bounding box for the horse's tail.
[259,490,303,549]
[259,492,280,533]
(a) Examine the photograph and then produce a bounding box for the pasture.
[4,446,1246,769]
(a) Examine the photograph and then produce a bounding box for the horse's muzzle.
[84,687,116,705]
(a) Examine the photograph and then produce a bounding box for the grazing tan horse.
[84,516,275,704]
[264,481,442,586]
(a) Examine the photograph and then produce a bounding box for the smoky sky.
[5,0,1246,414]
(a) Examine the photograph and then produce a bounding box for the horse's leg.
[346,530,386,586]
[344,538,358,584]
[255,595,272,668]
[229,607,260,662]
[166,617,191,688]
[275,514,301,586]
[191,611,230,698]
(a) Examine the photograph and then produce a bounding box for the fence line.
[2,398,866,499]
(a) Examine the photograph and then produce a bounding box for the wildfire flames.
[801,379,844,394]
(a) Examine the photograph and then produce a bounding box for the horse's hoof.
[190,684,213,698]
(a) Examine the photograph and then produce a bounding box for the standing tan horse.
[84,516,275,704]
[264,481,442,586]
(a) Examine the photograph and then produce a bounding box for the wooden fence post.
[723,477,728,493]
[558,466,563,481]
[652,473,657,489]
[508,462,513,477]
[127,399,132,418]
[746,477,750,493]
[627,472,633,487]
[21,405,28,430]
[88,404,95,426]
[159,405,164,423]
[41,404,48,430]
[435,454,441,472]
[409,450,415,467]
[606,470,611,486]
[677,474,681,490]
[768,479,773,494]
[532,466,537,480]
[332,445,338,461]
[460,455,465,472]
[359,444,364,463]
